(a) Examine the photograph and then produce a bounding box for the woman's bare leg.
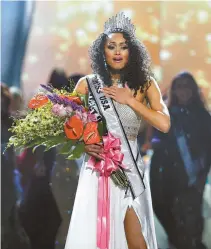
[124,207,147,249]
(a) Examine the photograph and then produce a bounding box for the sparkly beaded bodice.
[88,75,142,141]
[113,101,141,141]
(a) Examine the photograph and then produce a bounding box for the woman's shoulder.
[75,74,95,94]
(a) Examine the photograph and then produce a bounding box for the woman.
[150,72,211,249]
[17,146,62,249]
[65,13,170,249]
[1,83,30,249]
[47,68,69,90]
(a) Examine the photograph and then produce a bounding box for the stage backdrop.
[22,0,211,109]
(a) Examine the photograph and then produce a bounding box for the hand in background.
[141,141,152,153]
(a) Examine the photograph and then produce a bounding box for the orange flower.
[83,122,101,145]
[60,95,82,105]
[64,115,83,140]
[28,94,49,109]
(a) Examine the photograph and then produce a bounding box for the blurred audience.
[16,69,67,249]
[47,68,69,90]
[1,83,30,249]
[68,73,85,86]
[9,86,24,115]
[150,72,211,249]
[50,72,85,247]
[17,146,62,249]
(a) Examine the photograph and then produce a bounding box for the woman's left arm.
[127,78,170,133]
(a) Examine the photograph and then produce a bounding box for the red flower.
[60,95,82,105]
[28,94,49,109]
[64,115,83,140]
[83,122,101,145]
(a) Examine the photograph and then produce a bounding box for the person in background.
[50,72,85,248]
[68,73,85,89]
[9,86,24,116]
[16,70,65,249]
[47,68,69,90]
[1,83,30,249]
[140,94,168,155]
[17,146,62,249]
[150,71,211,249]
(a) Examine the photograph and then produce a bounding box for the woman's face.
[174,81,193,105]
[104,33,129,71]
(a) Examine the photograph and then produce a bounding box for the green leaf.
[59,140,75,154]
[67,143,85,160]
[32,144,42,153]
[43,135,66,151]
[98,121,104,137]
[78,93,88,108]
[26,138,45,149]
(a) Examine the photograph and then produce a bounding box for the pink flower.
[75,110,97,124]
[75,110,88,124]
[87,113,97,122]
[52,104,67,117]
[65,106,73,115]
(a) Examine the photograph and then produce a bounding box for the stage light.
[85,21,98,32]
[205,58,211,64]
[206,33,211,42]
[57,11,69,21]
[58,28,71,39]
[189,50,196,56]
[197,10,209,24]
[59,43,69,52]
[153,66,162,82]
[147,7,154,14]
[28,55,38,64]
[55,53,63,61]
[160,50,172,61]
[180,34,188,42]
[150,35,159,44]
[104,2,113,15]
[22,73,29,81]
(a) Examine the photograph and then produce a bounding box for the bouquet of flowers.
[7,83,129,190]
[6,84,104,159]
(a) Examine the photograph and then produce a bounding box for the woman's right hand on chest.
[84,144,104,160]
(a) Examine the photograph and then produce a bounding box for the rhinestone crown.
[104,12,136,37]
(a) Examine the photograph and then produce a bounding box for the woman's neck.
[111,73,120,80]
[110,73,121,86]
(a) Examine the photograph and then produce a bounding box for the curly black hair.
[89,31,153,95]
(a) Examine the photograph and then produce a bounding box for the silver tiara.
[104,12,136,37]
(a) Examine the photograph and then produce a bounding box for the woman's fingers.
[103,89,116,94]
[88,152,104,160]
[104,93,115,99]
[85,144,103,153]
[85,144,105,160]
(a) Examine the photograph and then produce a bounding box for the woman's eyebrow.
[107,41,127,45]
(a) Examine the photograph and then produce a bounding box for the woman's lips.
[113,57,123,63]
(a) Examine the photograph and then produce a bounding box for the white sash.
[87,75,145,198]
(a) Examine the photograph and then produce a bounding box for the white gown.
[65,99,157,249]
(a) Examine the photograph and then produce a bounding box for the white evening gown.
[65,101,157,249]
